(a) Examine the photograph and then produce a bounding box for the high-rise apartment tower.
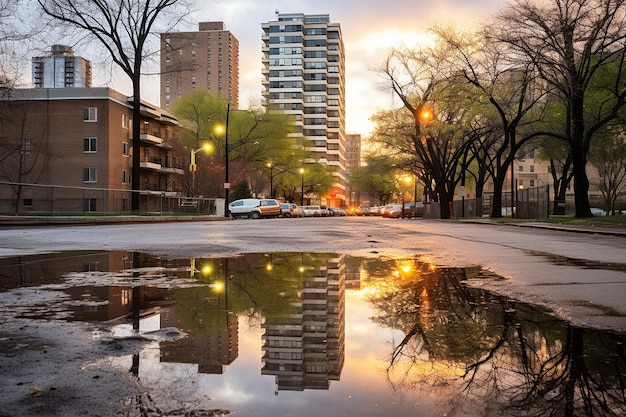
[160,22,239,110]
[32,45,92,88]
[262,13,346,207]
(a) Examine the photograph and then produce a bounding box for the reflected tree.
[362,258,626,416]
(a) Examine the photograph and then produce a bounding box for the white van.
[228,198,281,219]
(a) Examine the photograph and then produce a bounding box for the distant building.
[32,45,92,88]
[345,133,361,171]
[160,22,239,110]
[262,13,346,208]
[0,87,184,213]
[345,133,361,208]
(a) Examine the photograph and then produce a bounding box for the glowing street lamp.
[189,143,213,196]
[402,176,410,219]
[267,162,274,198]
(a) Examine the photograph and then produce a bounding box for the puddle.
[0,251,625,416]
[526,249,626,272]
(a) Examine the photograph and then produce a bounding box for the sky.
[106,0,506,137]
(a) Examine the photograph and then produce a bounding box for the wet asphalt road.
[1,216,625,331]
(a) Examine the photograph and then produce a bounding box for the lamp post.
[224,103,231,216]
[299,168,305,206]
[400,175,412,219]
[267,162,274,198]
[413,174,418,218]
[189,144,212,196]
[218,104,256,216]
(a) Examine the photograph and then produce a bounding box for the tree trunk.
[490,173,506,218]
[131,79,142,212]
[552,181,568,215]
[571,145,592,217]
[550,156,572,216]
[437,183,452,219]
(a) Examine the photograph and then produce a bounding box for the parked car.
[381,204,403,218]
[301,205,322,217]
[403,202,425,218]
[590,207,606,216]
[369,206,382,216]
[356,206,370,216]
[228,198,281,219]
[280,202,301,218]
[328,207,348,216]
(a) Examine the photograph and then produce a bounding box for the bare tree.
[434,26,551,218]
[379,40,475,219]
[495,0,626,217]
[589,130,626,214]
[0,99,51,214]
[36,0,190,212]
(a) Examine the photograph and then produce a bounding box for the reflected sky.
[0,251,624,417]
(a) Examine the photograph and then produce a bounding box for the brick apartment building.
[0,87,185,214]
[161,22,239,111]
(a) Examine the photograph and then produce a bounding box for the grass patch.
[479,214,626,229]
[546,215,626,229]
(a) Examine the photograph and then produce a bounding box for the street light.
[266,162,274,198]
[299,168,305,206]
[400,175,412,219]
[224,103,231,216]
[189,143,212,196]
[413,174,418,218]
[216,103,256,217]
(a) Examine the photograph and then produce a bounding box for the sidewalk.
[1,214,625,237]
[460,218,626,237]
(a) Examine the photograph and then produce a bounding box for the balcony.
[140,132,163,145]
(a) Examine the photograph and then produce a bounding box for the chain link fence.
[0,181,222,216]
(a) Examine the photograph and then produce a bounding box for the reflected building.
[261,254,346,391]
[160,316,239,374]
[0,251,239,374]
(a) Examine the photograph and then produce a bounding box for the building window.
[83,137,97,153]
[84,198,97,212]
[23,198,33,207]
[83,167,97,183]
[122,113,129,128]
[20,140,31,155]
[122,170,131,184]
[530,180,535,187]
[122,142,129,156]
[530,165,535,173]
[83,107,97,122]
[519,165,524,172]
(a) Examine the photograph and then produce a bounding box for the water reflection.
[0,252,624,416]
